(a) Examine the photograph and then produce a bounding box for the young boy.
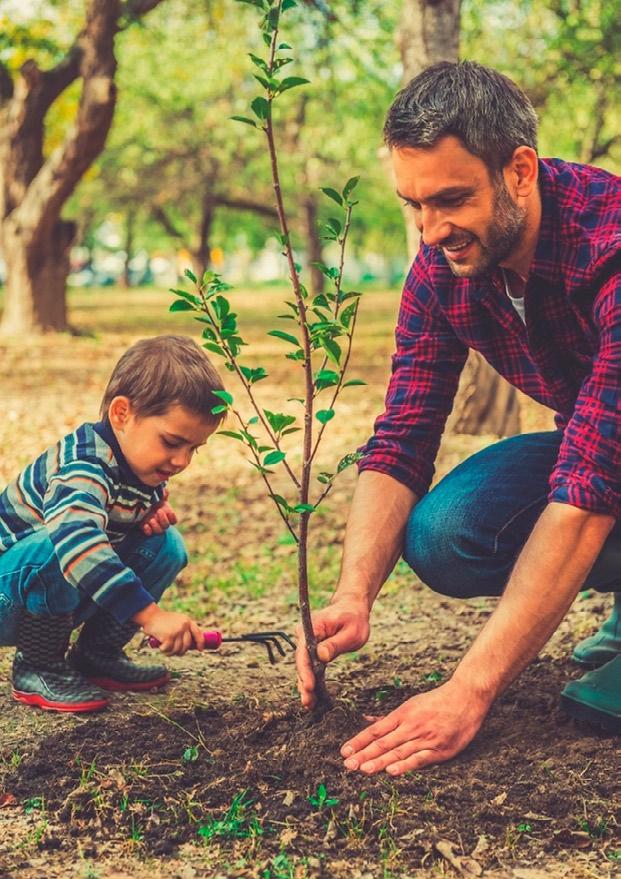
[0,335,225,713]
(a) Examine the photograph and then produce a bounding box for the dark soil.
[2,651,619,875]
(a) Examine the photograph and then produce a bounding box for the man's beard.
[441,180,527,278]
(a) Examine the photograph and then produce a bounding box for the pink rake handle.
[148,630,223,650]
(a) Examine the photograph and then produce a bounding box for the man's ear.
[108,396,133,431]
[506,146,538,199]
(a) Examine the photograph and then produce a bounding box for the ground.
[0,287,619,879]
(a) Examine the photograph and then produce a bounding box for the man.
[296,61,621,776]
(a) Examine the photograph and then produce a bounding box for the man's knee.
[403,493,500,599]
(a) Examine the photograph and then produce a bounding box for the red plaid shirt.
[361,158,621,516]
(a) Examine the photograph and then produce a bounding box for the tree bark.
[303,194,324,296]
[396,0,519,438]
[0,0,166,336]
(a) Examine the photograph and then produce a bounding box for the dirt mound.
[3,656,619,874]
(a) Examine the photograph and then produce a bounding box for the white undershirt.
[502,268,526,324]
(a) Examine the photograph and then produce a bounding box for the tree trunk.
[192,195,215,280]
[122,209,135,288]
[446,350,520,436]
[0,0,167,336]
[397,0,519,437]
[304,195,324,296]
[1,216,75,333]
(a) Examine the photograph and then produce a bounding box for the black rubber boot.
[12,612,109,713]
[68,610,170,692]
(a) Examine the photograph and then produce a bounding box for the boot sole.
[560,694,621,734]
[12,689,108,713]
[85,672,170,692]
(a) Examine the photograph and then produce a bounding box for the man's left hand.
[142,490,178,536]
[340,679,489,775]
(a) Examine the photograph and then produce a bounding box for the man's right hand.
[132,604,205,655]
[296,594,371,709]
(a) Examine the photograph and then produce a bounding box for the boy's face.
[109,400,218,487]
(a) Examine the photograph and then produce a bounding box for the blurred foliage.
[2,0,619,267]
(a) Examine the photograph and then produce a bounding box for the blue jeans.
[404,431,621,598]
[0,527,188,646]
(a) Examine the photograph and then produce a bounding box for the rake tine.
[245,631,297,651]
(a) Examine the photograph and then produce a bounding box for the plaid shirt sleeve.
[359,255,468,496]
[549,256,621,516]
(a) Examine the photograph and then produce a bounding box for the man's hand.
[340,679,489,775]
[132,604,204,655]
[142,489,177,536]
[296,594,371,709]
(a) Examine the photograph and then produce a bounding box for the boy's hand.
[133,604,204,655]
[142,489,177,536]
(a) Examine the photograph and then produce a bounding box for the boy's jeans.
[0,527,188,646]
[404,431,621,598]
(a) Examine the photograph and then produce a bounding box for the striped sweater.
[0,420,165,623]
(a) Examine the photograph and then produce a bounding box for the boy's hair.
[100,335,226,424]
[384,61,538,175]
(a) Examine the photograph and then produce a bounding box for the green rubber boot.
[560,655,621,733]
[572,593,621,667]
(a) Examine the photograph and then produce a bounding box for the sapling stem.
[170,0,366,716]
[264,8,330,711]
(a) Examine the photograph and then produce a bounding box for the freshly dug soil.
[2,651,619,875]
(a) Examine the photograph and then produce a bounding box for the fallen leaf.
[0,793,17,808]
[435,839,483,876]
[491,791,508,806]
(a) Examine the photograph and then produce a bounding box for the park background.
[0,1,619,878]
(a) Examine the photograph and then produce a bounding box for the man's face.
[392,136,527,278]
[113,402,217,487]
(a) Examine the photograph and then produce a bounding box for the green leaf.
[272,494,291,510]
[282,0,297,10]
[231,115,258,128]
[278,42,292,49]
[326,218,342,237]
[212,390,233,405]
[316,409,335,424]
[253,73,271,90]
[317,472,333,484]
[281,427,301,436]
[320,187,343,206]
[210,405,228,415]
[337,451,364,473]
[240,365,268,384]
[343,176,360,200]
[251,96,270,120]
[267,329,300,347]
[323,339,341,364]
[264,450,286,466]
[170,299,195,312]
[314,369,339,390]
[170,287,200,305]
[184,268,197,283]
[217,430,244,441]
[343,379,367,388]
[248,52,268,72]
[293,503,315,513]
[248,416,259,425]
[203,342,225,356]
[278,76,310,93]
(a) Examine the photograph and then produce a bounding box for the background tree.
[0,0,166,335]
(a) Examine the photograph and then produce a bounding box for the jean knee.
[161,527,189,576]
[403,495,491,599]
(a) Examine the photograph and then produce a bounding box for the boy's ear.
[108,396,133,431]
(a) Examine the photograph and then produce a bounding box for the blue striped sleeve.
[42,461,155,623]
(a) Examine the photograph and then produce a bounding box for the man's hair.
[100,335,226,424]
[384,61,538,174]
